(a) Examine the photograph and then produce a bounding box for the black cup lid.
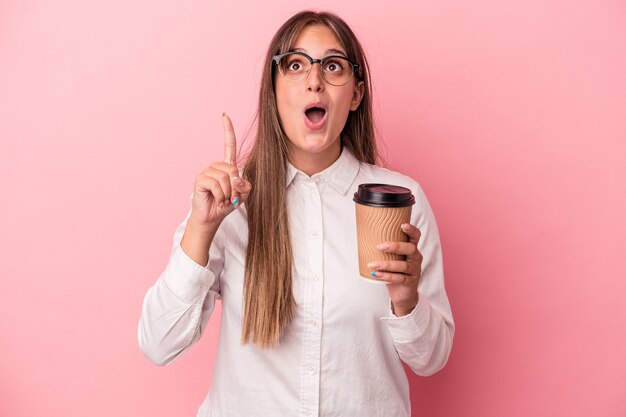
[353,183,415,207]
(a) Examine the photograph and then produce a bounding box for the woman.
[138,10,454,417]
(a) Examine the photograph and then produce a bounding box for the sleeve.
[380,181,455,376]
[137,201,224,367]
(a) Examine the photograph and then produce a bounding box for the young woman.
[139,10,454,417]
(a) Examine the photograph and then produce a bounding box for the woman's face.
[275,24,364,172]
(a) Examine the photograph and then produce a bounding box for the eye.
[285,56,307,72]
[324,59,344,73]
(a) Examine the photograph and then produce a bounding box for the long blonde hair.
[240,10,379,348]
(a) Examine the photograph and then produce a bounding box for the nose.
[306,62,325,92]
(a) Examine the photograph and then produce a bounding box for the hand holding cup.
[354,183,420,315]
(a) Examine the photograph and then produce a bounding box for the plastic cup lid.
[353,183,415,207]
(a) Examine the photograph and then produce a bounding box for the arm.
[138,114,251,367]
[137,205,224,367]
[380,183,455,376]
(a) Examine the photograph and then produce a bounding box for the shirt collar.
[285,147,361,195]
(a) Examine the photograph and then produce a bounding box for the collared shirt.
[138,147,454,417]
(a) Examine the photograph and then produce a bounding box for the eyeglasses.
[272,51,360,86]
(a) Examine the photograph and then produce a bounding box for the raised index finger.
[222,112,237,166]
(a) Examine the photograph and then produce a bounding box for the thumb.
[233,177,253,205]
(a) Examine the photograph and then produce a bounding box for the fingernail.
[368,262,381,269]
[377,243,390,251]
[232,198,239,207]
[401,223,411,230]
[234,177,244,188]
[370,271,378,278]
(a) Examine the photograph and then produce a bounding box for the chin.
[296,137,335,154]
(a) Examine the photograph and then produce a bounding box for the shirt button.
[311,319,318,326]
[311,231,318,237]
[312,274,319,282]
[309,366,316,374]
[315,177,321,183]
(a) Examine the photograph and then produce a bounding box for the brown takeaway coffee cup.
[353,184,415,283]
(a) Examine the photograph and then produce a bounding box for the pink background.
[1,1,625,416]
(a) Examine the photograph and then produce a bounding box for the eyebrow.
[292,47,348,57]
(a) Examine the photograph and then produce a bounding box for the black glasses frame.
[272,51,361,86]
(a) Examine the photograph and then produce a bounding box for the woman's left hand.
[368,223,423,316]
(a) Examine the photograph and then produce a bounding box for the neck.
[288,141,342,177]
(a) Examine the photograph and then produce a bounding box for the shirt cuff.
[163,243,214,305]
[380,296,432,342]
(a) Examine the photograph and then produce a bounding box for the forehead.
[292,24,346,55]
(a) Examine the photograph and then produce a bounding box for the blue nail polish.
[370,271,378,278]
[232,198,239,207]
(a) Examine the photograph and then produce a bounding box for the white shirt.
[138,147,454,417]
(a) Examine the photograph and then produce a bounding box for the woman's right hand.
[188,113,253,232]
[182,113,252,266]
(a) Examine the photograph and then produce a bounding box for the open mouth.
[305,107,326,124]
[303,103,328,130]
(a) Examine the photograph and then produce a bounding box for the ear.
[350,81,365,111]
